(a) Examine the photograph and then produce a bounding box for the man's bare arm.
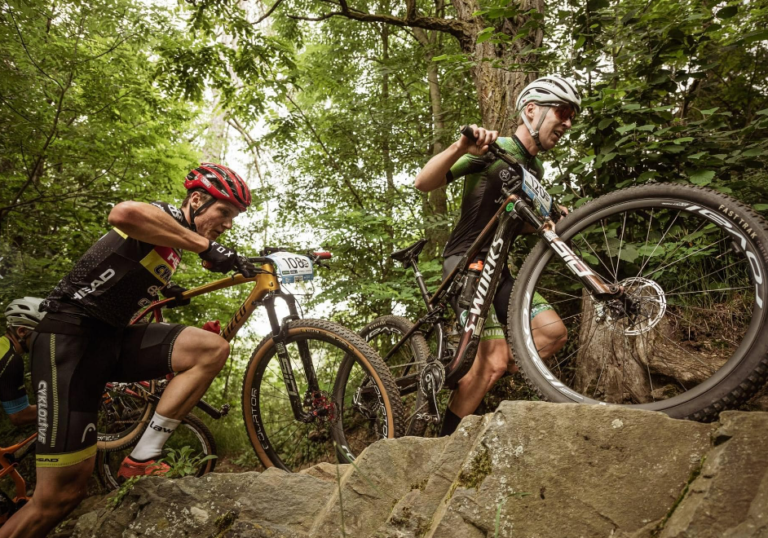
[414,125,498,192]
[109,202,209,253]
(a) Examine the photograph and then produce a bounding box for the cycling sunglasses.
[552,103,577,123]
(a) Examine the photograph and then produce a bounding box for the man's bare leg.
[154,327,229,420]
[0,458,93,538]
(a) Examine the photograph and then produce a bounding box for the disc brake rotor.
[594,277,667,336]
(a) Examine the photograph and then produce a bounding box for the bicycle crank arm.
[195,400,230,420]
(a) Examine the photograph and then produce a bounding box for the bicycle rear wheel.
[509,184,768,421]
[97,381,156,452]
[358,316,432,436]
[242,319,404,471]
[97,413,217,490]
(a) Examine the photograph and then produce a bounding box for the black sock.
[439,407,462,437]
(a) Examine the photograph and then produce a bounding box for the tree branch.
[252,0,287,25]
[286,2,471,43]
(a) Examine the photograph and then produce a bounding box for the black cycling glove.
[200,241,258,278]
[162,282,191,308]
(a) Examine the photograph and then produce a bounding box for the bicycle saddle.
[390,239,428,266]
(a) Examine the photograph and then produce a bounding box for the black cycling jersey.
[443,135,544,258]
[43,202,188,327]
[0,335,29,415]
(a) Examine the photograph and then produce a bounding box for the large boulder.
[67,402,768,538]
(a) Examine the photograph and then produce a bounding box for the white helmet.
[516,76,582,113]
[516,76,582,151]
[4,297,45,329]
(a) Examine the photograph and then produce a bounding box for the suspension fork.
[263,291,318,422]
[511,196,619,297]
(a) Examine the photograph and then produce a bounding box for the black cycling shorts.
[30,312,185,467]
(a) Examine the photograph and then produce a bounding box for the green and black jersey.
[443,135,544,258]
[0,335,29,415]
[43,202,189,327]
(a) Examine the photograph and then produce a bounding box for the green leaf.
[754,204,768,211]
[638,171,658,181]
[637,124,656,132]
[716,5,738,18]
[737,30,768,45]
[688,152,707,160]
[616,123,636,134]
[689,170,716,185]
[476,27,494,44]
[660,145,686,154]
[756,109,768,116]
[742,148,766,157]
[673,137,694,144]
[598,118,613,129]
[618,244,639,263]
[701,108,719,115]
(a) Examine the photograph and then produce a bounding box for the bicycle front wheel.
[97,413,217,490]
[242,319,404,471]
[509,184,768,421]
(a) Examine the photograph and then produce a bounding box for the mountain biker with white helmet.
[1,163,255,538]
[0,298,45,427]
[415,76,580,436]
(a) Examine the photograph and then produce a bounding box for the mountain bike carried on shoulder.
[349,125,768,433]
[98,249,403,472]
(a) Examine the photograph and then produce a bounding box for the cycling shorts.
[30,310,185,467]
[443,255,553,341]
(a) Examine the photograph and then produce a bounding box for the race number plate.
[266,252,314,284]
[520,167,553,218]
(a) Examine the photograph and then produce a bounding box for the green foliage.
[108,476,142,509]
[0,0,200,303]
[156,445,217,478]
[543,0,768,205]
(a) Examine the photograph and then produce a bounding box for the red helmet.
[184,163,251,212]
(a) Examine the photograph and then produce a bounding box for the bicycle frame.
[130,259,323,423]
[0,433,36,508]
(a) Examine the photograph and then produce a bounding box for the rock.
[659,411,768,538]
[309,436,450,538]
[428,401,713,538]
[73,468,335,537]
[299,462,351,482]
[376,414,489,538]
[69,402,766,538]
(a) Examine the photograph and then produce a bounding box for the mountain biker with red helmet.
[0,163,254,538]
[415,76,580,436]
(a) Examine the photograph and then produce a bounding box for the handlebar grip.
[312,251,332,260]
[459,125,477,142]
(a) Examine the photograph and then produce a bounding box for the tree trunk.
[574,292,725,404]
[450,0,544,132]
[413,27,449,256]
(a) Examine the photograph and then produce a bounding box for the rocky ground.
[63,401,768,537]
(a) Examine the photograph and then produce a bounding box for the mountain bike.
[0,433,35,525]
[350,125,768,432]
[97,379,219,490]
[98,249,403,472]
